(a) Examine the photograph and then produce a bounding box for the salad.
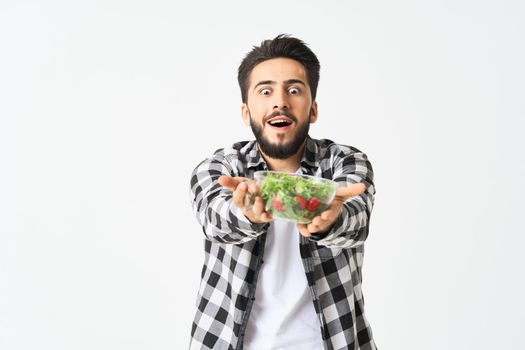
[254,171,337,224]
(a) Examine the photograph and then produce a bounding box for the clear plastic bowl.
[253,171,337,224]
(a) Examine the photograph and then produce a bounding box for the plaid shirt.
[189,136,377,350]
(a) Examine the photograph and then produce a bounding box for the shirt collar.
[245,141,267,170]
[245,136,320,173]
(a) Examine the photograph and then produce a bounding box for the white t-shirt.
[243,217,324,349]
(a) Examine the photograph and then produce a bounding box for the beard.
[249,110,311,160]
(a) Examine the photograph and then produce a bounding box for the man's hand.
[218,175,273,225]
[297,183,366,238]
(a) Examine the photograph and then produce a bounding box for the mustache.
[263,110,297,124]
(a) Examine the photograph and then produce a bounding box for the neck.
[258,140,306,173]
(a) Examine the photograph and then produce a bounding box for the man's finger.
[218,176,249,191]
[320,203,341,223]
[218,176,237,190]
[320,210,332,221]
[248,182,259,195]
[251,196,265,216]
[311,215,325,227]
[260,212,273,223]
[232,181,248,208]
[307,222,320,233]
[335,183,366,201]
[296,224,311,237]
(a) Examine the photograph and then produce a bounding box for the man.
[189,34,377,350]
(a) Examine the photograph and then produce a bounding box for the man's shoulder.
[192,140,257,177]
[196,140,259,171]
[313,137,366,157]
[209,140,256,159]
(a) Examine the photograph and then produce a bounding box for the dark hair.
[237,34,320,103]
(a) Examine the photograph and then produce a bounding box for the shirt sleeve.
[312,147,375,249]
[189,150,268,244]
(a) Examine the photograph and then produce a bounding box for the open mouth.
[267,117,293,128]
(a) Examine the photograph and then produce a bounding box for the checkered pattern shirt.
[189,136,377,350]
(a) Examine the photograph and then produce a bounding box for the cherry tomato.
[272,198,285,212]
[306,197,320,212]
[294,195,307,208]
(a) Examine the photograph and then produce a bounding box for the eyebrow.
[253,79,307,91]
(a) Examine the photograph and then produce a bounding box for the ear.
[241,103,251,126]
[309,101,318,124]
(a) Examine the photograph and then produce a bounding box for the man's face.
[242,57,318,159]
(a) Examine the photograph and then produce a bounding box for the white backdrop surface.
[1,0,524,349]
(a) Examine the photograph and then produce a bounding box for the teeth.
[269,119,290,125]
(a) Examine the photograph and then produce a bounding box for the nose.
[272,88,289,110]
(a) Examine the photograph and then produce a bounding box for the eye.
[260,88,271,96]
[288,87,300,94]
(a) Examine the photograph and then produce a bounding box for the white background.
[1,0,524,349]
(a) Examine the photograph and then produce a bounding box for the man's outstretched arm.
[190,152,271,244]
[297,148,375,249]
